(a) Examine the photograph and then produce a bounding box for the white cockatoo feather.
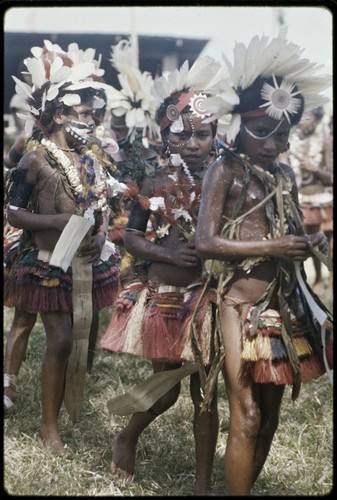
[12,76,33,98]
[58,94,81,106]
[151,77,171,102]
[226,114,242,144]
[24,58,46,88]
[67,62,96,82]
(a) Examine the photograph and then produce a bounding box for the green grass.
[3,289,333,496]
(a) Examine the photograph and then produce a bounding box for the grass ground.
[3,257,333,496]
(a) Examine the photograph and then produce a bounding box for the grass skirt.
[240,305,333,384]
[99,280,215,363]
[4,247,120,313]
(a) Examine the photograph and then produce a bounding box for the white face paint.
[65,120,95,145]
[169,114,184,133]
[243,118,284,140]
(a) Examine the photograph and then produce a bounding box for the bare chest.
[34,163,77,214]
[226,172,269,215]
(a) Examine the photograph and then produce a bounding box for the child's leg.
[39,312,73,455]
[111,361,181,481]
[4,309,37,413]
[251,383,285,486]
[190,371,218,496]
[221,303,261,496]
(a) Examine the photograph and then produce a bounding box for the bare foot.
[4,394,15,417]
[111,430,136,482]
[39,428,70,457]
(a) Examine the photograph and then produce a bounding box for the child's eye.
[277,132,288,140]
[255,129,268,137]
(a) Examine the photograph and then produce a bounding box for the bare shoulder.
[204,154,234,184]
[16,146,46,183]
[18,146,45,170]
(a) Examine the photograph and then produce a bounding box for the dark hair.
[235,75,305,126]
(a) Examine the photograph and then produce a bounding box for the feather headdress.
[203,28,332,144]
[107,39,160,144]
[12,39,109,135]
[151,56,229,132]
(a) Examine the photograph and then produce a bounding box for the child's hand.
[173,242,200,267]
[78,232,105,264]
[306,232,328,254]
[273,235,310,261]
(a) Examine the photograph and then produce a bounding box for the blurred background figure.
[4,60,33,165]
[281,106,333,289]
[105,39,161,253]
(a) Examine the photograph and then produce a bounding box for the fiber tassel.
[293,336,313,357]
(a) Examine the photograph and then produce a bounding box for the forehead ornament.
[259,74,302,123]
[189,93,210,118]
[166,104,185,133]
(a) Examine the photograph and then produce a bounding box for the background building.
[4,31,208,115]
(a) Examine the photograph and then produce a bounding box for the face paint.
[169,114,184,133]
[65,120,95,145]
[243,118,284,140]
[167,114,196,148]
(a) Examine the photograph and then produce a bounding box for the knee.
[47,333,73,358]
[232,404,261,442]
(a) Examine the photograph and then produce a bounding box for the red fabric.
[240,107,267,118]
[160,91,196,132]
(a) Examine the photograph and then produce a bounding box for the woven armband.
[127,203,151,233]
[9,176,34,208]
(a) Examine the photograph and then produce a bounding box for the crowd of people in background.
[3,30,333,496]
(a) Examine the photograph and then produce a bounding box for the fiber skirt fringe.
[4,247,120,313]
[241,306,333,385]
[99,280,215,363]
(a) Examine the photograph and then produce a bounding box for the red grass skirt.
[99,281,215,363]
[240,306,333,385]
[4,247,120,313]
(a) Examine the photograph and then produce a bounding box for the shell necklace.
[41,138,109,213]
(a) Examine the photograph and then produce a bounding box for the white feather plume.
[10,39,107,130]
[151,56,228,105]
[204,30,332,134]
[110,39,137,74]
[108,39,160,142]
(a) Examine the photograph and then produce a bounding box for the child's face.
[298,112,320,136]
[63,100,96,146]
[165,113,214,171]
[239,115,291,168]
